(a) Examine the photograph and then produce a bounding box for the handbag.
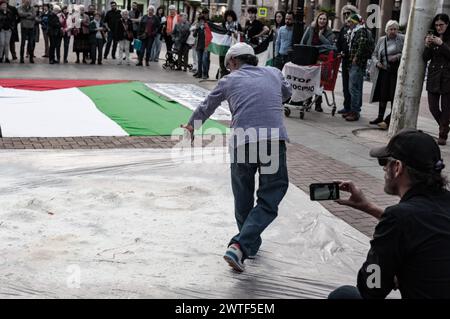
[186,31,195,46]
[133,38,142,51]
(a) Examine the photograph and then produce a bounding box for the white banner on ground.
[145,83,231,121]
[282,62,322,102]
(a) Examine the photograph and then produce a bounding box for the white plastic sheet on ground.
[146,83,231,121]
[0,147,373,298]
[0,87,128,137]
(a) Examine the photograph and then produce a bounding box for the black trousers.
[49,34,62,62]
[91,38,104,63]
[20,27,35,60]
[428,92,450,139]
[104,31,118,58]
[164,34,174,61]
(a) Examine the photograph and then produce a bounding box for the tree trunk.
[388,0,440,137]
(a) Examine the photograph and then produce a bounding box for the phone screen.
[309,183,340,201]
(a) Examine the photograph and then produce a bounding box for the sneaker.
[202,75,209,80]
[337,108,349,114]
[369,117,384,125]
[223,243,245,272]
[378,121,388,130]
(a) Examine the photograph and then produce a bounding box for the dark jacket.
[348,26,373,69]
[17,4,36,29]
[423,37,450,94]
[137,14,160,39]
[89,19,105,43]
[0,8,13,31]
[357,186,450,299]
[300,25,336,54]
[117,18,133,41]
[103,9,121,40]
[40,10,49,32]
[336,25,350,57]
[172,21,190,51]
[47,12,61,37]
[7,4,19,42]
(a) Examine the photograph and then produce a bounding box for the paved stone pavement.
[1,38,449,238]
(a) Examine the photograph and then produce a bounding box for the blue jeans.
[342,60,351,111]
[328,285,362,299]
[150,34,162,61]
[349,64,365,114]
[230,141,289,259]
[138,36,155,63]
[196,49,210,77]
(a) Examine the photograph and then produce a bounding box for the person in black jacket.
[329,129,450,299]
[47,5,62,64]
[136,5,160,66]
[218,9,242,78]
[103,1,121,59]
[7,3,18,60]
[423,13,450,146]
[0,0,13,63]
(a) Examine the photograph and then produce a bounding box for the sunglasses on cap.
[378,157,396,167]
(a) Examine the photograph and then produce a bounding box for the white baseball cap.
[224,43,255,67]
[168,5,176,10]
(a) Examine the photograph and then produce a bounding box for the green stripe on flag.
[80,82,227,136]
[208,42,230,56]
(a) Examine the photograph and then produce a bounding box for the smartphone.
[309,183,340,201]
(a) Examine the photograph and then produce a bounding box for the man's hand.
[335,180,370,210]
[335,180,384,219]
[376,62,386,69]
[180,124,194,145]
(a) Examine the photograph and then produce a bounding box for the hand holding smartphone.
[309,183,340,201]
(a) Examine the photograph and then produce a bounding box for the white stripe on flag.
[0,87,128,137]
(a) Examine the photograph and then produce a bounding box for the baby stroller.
[162,48,193,71]
[283,47,341,120]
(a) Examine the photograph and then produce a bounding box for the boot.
[438,123,449,145]
[370,102,387,125]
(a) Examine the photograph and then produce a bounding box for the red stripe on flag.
[0,79,129,91]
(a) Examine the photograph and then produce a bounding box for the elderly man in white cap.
[182,43,292,272]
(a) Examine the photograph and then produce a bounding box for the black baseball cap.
[370,128,445,172]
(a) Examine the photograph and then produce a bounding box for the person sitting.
[329,129,450,299]
[172,12,190,71]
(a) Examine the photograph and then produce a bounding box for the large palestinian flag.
[206,22,274,66]
[0,79,227,137]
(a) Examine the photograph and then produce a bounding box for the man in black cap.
[329,128,450,299]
